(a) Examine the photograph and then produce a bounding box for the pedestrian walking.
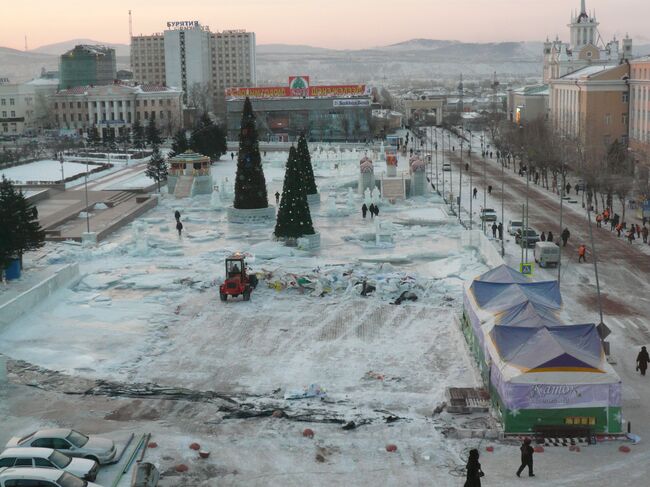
[627,228,635,244]
[275,191,280,205]
[498,222,504,240]
[596,213,603,228]
[174,210,181,222]
[473,187,478,199]
[575,184,579,195]
[492,222,497,238]
[616,223,623,238]
[637,346,650,376]
[540,232,546,242]
[636,224,642,238]
[566,183,572,195]
[488,185,492,195]
[176,220,183,237]
[374,205,380,217]
[561,227,570,247]
[231,152,234,160]
[643,225,648,244]
[369,203,376,219]
[547,231,554,243]
[464,449,484,487]
[578,244,587,263]
[465,163,469,172]
[516,438,535,477]
[490,151,493,158]
[361,203,368,219]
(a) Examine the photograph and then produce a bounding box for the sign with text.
[225,77,368,99]
[333,99,371,107]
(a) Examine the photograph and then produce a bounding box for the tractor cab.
[220,253,258,301]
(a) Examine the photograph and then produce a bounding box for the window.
[0,457,15,467]
[0,99,5,105]
[2,111,6,118]
[623,93,629,103]
[14,458,33,466]
[53,102,58,109]
[604,113,611,126]
[69,102,73,109]
[77,102,82,109]
[10,111,15,117]
[622,113,628,125]
[10,98,15,105]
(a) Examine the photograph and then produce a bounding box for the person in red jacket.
[578,244,587,263]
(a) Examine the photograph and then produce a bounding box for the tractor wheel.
[249,274,259,289]
[243,289,251,301]
[220,293,227,302]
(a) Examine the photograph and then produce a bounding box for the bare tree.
[187,82,213,115]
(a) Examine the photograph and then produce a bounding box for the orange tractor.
[219,253,258,301]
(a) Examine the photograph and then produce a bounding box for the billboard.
[225,77,369,99]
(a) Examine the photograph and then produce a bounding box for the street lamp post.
[58,152,65,186]
[468,128,473,230]
[84,160,90,234]
[501,151,505,257]
[459,137,463,223]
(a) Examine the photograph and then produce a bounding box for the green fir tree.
[86,126,101,148]
[169,129,189,158]
[145,144,168,192]
[146,117,162,147]
[296,133,318,195]
[132,120,146,150]
[189,113,227,160]
[234,98,268,209]
[117,127,131,153]
[0,176,45,270]
[274,146,315,239]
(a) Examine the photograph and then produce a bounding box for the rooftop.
[56,82,181,96]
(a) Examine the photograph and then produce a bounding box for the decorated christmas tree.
[274,146,315,239]
[296,133,318,195]
[234,98,268,209]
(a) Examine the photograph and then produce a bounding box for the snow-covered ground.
[2,145,644,486]
[0,160,106,183]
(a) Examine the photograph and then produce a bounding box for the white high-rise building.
[131,22,256,111]
[164,22,212,105]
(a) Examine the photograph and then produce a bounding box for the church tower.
[569,0,599,49]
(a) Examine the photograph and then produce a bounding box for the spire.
[581,0,586,15]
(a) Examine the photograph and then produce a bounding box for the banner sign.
[225,77,368,99]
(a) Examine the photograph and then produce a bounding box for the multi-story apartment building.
[131,22,256,111]
[629,57,650,156]
[52,82,183,138]
[130,35,166,86]
[550,63,629,150]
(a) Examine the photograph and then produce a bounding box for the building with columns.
[543,0,632,83]
[51,82,183,138]
[629,57,650,157]
[550,63,629,150]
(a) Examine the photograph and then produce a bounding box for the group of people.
[596,208,650,245]
[490,222,504,240]
[361,203,380,219]
[464,439,534,486]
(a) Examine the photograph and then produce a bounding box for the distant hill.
[257,44,335,55]
[31,39,130,57]
[0,47,58,82]
[381,39,459,50]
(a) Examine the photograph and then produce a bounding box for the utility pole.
[441,128,446,201]
[501,152,505,257]
[558,167,565,285]
[468,129,473,230]
[459,137,463,223]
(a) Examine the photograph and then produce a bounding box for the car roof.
[0,447,56,458]
[0,467,62,480]
[30,429,72,440]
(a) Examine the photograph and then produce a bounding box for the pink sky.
[3,0,649,50]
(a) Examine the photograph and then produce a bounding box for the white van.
[534,241,560,268]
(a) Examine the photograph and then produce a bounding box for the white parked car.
[507,220,523,236]
[480,208,498,222]
[0,448,98,481]
[0,467,103,487]
[6,430,116,465]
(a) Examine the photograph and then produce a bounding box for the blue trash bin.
[4,258,21,280]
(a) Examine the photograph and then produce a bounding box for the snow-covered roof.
[56,83,181,96]
[25,78,59,86]
[560,64,618,80]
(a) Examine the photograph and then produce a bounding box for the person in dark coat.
[488,185,492,195]
[369,203,376,219]
[374,205,380,217]
[275,191,280,205]
[516,438,535,477]
[547,231,554,243]
[498,222,504,240]
[540,232,546,242]
[361,204,368,219]
[492,222,497,238]
[473,187,478,199]
[174,210,181,222]
[464,448,483,487]
[637,346,650,376]
[561,227,570,247]
[176,220,183,237]
[231,152,235,160]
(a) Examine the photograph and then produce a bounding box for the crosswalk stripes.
[608,317,625,329]
[629,317,646,329]
[626,318,640,330]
